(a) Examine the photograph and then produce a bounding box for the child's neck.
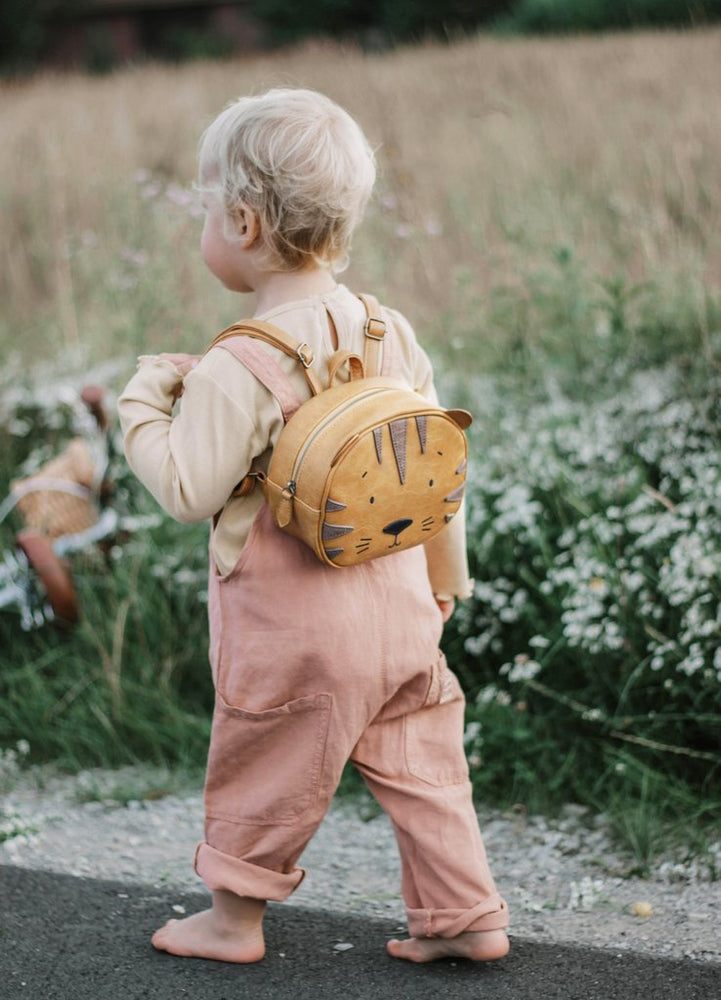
[252,266,338,316]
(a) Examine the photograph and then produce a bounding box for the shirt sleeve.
[385,308,474,601]
[117,352,278,524]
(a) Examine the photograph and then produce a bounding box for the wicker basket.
[11,439,99,541]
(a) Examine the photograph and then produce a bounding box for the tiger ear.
[446,408,473,430]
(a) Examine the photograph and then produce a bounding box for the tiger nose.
[383,518,413,538]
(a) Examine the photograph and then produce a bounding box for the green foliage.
[0,0,48,72]
[0,528,213,771]
[431,240,721,397]
[496,0,721,34]
[252,0,372,46]
[252,0,510,46]
[441,294,721,853]
[155,28,236,63]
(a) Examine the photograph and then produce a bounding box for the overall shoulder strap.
[214,337,304,423]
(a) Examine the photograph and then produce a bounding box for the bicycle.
[0,386,119,629]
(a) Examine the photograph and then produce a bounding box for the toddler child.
[118,87,509,965]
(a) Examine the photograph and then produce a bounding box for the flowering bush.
[446,356,721,811]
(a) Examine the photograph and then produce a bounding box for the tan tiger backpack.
[208,294,472,568]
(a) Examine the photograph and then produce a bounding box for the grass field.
[1,27,720,864]
[1,27,720,367]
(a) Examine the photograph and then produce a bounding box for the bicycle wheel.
[15,531,80,624]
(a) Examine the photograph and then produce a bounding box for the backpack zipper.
[282,385,394,498]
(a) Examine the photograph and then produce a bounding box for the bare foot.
[152,891,266,964]
[387,929,510,964]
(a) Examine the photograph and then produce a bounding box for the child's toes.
[151,919,178,950]
[386,938,430,962]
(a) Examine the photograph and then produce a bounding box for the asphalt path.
[2,865,720,1000]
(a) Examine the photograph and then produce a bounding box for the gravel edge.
[1,765,719,964]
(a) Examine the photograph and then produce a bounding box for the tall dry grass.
[1,27,720,368]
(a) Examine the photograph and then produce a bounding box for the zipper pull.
[276,480,296,528]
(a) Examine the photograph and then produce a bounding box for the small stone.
[560,804,590,820]
[333,942,354,952]
[631,902,654,918]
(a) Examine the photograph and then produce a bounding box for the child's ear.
[237,204,260,248]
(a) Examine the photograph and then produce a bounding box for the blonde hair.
[198,88,376,273]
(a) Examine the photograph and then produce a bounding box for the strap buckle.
[232,470,264,498]
[296,343,314,368]
[363,316,386,341]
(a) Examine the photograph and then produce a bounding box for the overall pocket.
[404,658,469,787]
[205,691,332,825]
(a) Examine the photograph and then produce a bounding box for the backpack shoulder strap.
[357,293,385,377]
[208,320,323,397]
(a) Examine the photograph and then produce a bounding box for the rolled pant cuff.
[194,842,305,902]
[407,894,509,938]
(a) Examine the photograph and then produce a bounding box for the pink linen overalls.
[193,326,509,940]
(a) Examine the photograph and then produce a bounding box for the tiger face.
[320,412,468,566]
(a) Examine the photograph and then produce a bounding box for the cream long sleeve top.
[118,284,473,597]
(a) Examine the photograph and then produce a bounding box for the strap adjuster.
[363,316,386,341]
[296,343,314,368]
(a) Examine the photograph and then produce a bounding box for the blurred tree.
[252,0,512,46]
[495,0,721,33]
[252,0,374,45]
[0,0,49,70]
[5,0,719,75]
[378,0,511,39]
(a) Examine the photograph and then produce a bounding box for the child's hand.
[158,353,201,376]
[435,595,455,622]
